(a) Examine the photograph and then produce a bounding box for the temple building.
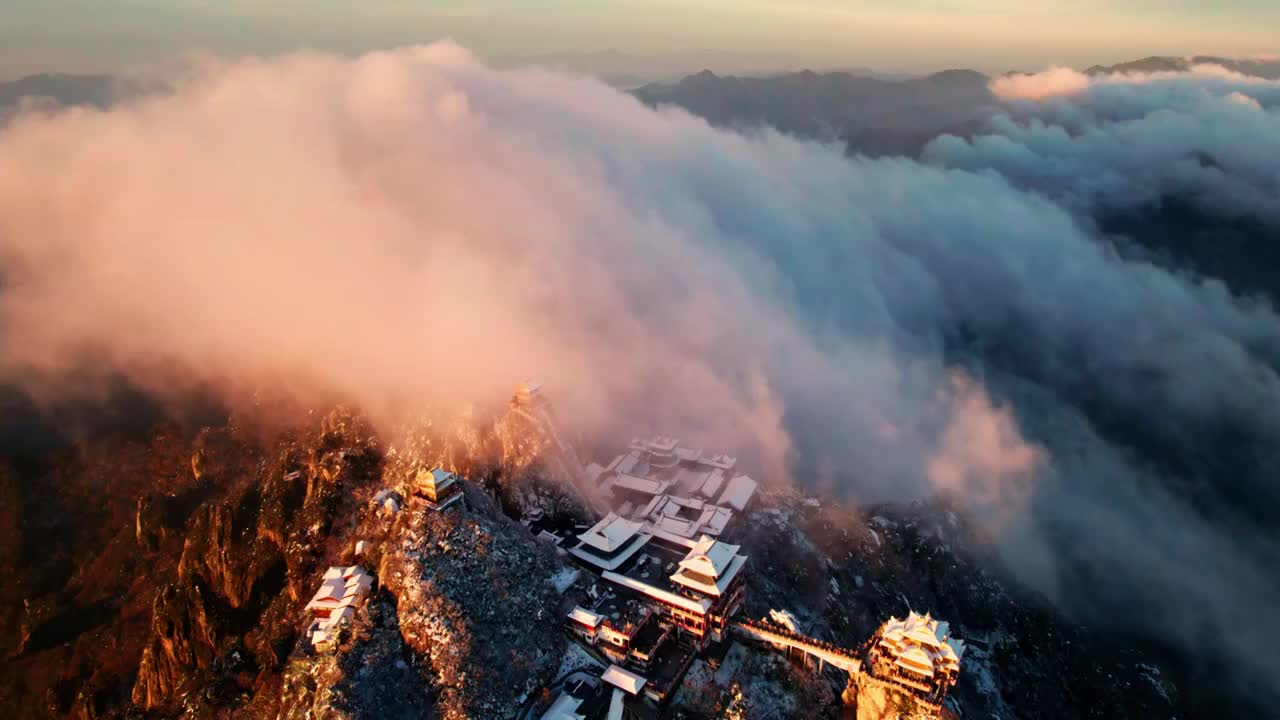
[600,534,747,648]
[597,435,757,522]
[587,434,758,560]
[413,466,464,511]
[569,513,652,571]
[303,565,374,652]
[864,611,966,707]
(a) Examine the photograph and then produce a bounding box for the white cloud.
[2,44,1278,698]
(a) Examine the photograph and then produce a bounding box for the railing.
[732,618,862,672]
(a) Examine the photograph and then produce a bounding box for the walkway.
[731,618,862,674]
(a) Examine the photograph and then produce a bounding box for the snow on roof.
[671,553,747,597]
[578,513,644,553]
[311,578,346,602]
[654,515,697,538]
[307,566,373,614]
[674,467,710,494]
[668,495,705,511]
[601,571,712,615]
[636,494,664,519]
[697,469,726,498]
[608,451,644,477]
[567,606,604,628]
[896,646,936,676]
[678,536,740,577]
[878,611,966,671]
[606,688,624,720]
[674,446,702,463]
[611,473,668,496]
[646,435,679,453]
[601,664,648,695]
[646,525,699,549]
[696,506,733,535]
[322,565,367,580]
[570,532,651,571]
[426,467,456,489]
[717,474,757,511]
[540,692,586,720]
[900,612,950,649]
[698,453,737,470]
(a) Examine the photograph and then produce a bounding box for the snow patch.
[549,566,580,594]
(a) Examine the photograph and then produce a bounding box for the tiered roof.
[670,536,748,597]
[414,466,463,509]
[875,611,966,679]
[578,513,644,552]
[570,513,652,570]
[304,566,374,648]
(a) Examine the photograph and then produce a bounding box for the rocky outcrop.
[278,592,438,720]
[851,677,936,720]
[131,582,221,708]
[380,489,566,720]
[740,492,1180,719]
[130,408,383,713]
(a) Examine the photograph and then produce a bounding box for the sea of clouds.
[0,45,1276,703]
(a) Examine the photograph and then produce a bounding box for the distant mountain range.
[0,73,117,111]
[3,54,1277,118]
[629,54,1280,157]
[1085,55,1280,79]
[633,67,998,157]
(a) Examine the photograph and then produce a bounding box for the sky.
[4,0,1279,80]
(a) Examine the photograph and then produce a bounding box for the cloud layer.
[932,65,1280,227]
[1,45,1278,703]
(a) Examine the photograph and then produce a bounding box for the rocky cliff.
[1,399,1186,719]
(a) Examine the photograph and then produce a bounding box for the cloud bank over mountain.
[930,65,1280,227]
[0,44,1277,704]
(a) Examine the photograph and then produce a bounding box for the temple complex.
[303,565,374,652]
[569,513,653,571]
[864,611,966,708]
[413,466,464,511]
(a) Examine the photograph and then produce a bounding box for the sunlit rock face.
[379,488,567,720]
[854,681,934,720]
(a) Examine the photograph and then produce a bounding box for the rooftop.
[577,513,644,553]
[717,474,757,511]
[610,473,669,496]
[668,536,747,597]
[592,589,653,632]
[567,606,604,629]
[603,570,712,615]
[877,611,967,674]
[678,536,740,577]
[569,531,651,571]
[539,692,585,720]
[416,466,457,491]
[601,664,647,696]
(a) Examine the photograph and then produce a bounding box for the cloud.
[927,372,1043,531]
[930,64,1280,227]
[989,66,1091,101]
[1,44,1279,703]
